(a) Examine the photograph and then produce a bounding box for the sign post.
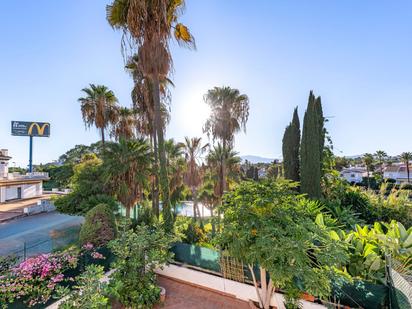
[11,121,50,172]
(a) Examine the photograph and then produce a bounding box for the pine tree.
[282,107,301,181]
[300,91,325,198]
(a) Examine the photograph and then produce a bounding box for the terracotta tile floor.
[155,276,250,309]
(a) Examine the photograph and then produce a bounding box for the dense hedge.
[79,203,117,247]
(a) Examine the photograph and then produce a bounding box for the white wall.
[22,183,36,199]
[2,183,42,202]
[0,187,6,203]
[156,264,325,309]
[5,186,18,200]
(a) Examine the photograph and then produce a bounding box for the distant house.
[0,149,49,203]
[383,164,412,184]
[340,167,368,184]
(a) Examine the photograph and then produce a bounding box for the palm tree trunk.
[152,75,173,232]
[407,161,410,183]
[366,166,370,189]
[222,140,227,192]
[152,131,160,217]
[101,127,105,144]
[192,187,197,220]
[125,206,130,218]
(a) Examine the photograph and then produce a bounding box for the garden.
[2,0,411,308]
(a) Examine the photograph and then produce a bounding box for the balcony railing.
[5,172,49,180]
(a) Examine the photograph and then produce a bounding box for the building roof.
[384,164,412,173]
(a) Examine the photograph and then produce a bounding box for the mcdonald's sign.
[11,121,50,137]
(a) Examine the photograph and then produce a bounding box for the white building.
[384,164,412,184]
[0,149,49,203]
[340,167,368,184]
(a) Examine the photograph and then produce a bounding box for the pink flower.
[82,243,94,251]
[91,252,105,260]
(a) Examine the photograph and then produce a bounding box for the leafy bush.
[136,201,156,226]
[323,173,412,228]
[55,155,107,215]
[108,222,173,308]
[334,221,412,282]
[219,180,348,306]
[79,203,117,247]
[174,216,211,246]
[58,265,109,309]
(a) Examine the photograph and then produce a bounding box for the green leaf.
[369,257,381,272]
[315,213,325,227]
[329,230,340,241]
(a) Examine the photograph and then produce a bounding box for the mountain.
[240,155,275,164]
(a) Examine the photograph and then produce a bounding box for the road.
[0,212,83,257]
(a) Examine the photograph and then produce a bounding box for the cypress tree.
[300,91,325,198]
[282,107,300,181]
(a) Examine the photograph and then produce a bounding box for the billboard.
[11,121,50,137]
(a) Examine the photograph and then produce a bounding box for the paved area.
[0,195,53,222]
[155,276,250,309]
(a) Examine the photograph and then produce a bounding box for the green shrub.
[174,216,207,245]
[58,265,109,309]
[108,223,173,308]
[79,203,117,247]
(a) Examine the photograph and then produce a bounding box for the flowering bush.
[0,248,79,307]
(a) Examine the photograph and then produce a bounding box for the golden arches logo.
[28,123,49,136]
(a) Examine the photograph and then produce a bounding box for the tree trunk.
[125,206,130,218]
[248,266,276,309]
[192,187,197,220]
[222,140,227,193]
[152,131,160,218]
[152,75,172,232]
[366,166,370,189]
[407,162,410,183]
[101,127,105,144]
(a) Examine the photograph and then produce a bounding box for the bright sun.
[175,86,211,136]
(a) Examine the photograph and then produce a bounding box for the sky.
[1,1,412,167]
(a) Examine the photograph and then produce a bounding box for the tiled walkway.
[155,276,250,309]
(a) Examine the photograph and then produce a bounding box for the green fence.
[386,256,412,309]
[171,243,221,273]
[171,243,392,308]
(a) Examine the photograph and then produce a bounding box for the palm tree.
[203,86,249,193]
[164,139,185,215]
[111,107,137,140]
[207,143,241,200]
[78,84,119,144]
[182,137,208,220]
[363,153,374,189]
[107,0,195,231]
[375,150,387,177]
[102,138,151,217]
[126,54,172,218]
[401,152,412,183]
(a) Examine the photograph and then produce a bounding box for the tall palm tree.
[182,137,208,220]
[363,153,374,189]
[207,143,241,200]
[78,84,119,144]
[111,107,137,140]
[203,86,249,193]
[375,150,387,177]
[107,0,195,231]
[401,152,412,183]
[164,139,185,214]
[207,144,240,232]
[126,54,172,218]
[102,138,151,218]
